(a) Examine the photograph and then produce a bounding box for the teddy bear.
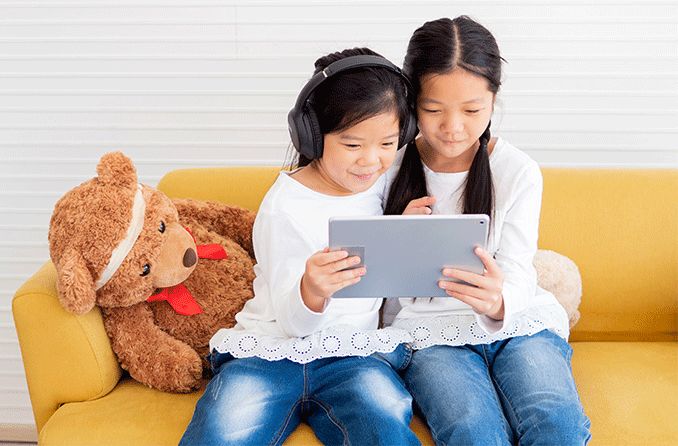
[48,151,256,393]
[534,249,582,327]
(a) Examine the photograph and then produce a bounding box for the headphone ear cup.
[291,104,316,160]
[399,109,419,148]
[304,104,323,159]
[288,108,303,154]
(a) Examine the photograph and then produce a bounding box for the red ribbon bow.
[146,226,227,315]
[147,283,203,316]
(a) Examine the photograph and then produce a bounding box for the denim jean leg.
[179,356,304,446]
[403,345,513,446]
[306,354,420,446]
[489,330,592,446]
[371,342,414,372]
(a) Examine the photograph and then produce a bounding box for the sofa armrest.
[12,262,122,432]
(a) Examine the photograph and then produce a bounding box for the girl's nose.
[442,113,464,134]
[360,147,380,165]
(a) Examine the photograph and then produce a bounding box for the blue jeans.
[402,329,591,446]
[180,343,420,446]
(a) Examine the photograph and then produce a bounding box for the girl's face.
[315,111,400,195]
[417,69,494,161]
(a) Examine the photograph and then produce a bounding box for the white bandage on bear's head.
[95,184,146,290]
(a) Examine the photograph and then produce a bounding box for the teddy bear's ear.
[55,248,97,315]
[96,151,137,188]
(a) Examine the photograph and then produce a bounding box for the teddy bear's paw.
[145,346,204,393]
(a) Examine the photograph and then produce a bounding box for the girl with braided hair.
[383,16,591,445]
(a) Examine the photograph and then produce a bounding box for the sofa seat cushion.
[39,378,433,445]
[39,342,676,445]
[572,342,678,445]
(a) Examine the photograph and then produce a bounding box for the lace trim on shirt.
[392,303,569,350]
[212,325,414,364]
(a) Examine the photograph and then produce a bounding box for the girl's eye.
[422,109,440,113]
[344,144,360,150]
[159,221,166,233]
[382,142,396,147]
[466,110,480,114]
[140,264,151,277]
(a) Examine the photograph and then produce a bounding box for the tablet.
[328,214,489,298]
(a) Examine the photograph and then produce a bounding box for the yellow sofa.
[13,167,678,445]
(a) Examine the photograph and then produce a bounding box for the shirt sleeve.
[252,209,327,338]
[475,162,542,334]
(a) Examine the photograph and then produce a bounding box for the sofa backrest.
[158,167,678,342]
[539,169,677,341]
[158,166,280,212]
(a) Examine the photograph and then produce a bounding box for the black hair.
[384,16,505,219]
[285,47,412,169]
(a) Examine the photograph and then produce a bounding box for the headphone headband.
[292,55,412,112]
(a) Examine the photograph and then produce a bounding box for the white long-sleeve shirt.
[383,137,570,349]
[209,170,411,363]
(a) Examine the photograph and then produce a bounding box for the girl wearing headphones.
[180,48,420,446]
[381,17,591,445]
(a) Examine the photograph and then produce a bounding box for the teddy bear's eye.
[159,221,166,233]
[140,264,151,277]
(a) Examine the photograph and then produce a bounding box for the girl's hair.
[384,16,504,219]
[285,47,412,169]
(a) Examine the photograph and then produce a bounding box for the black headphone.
[287,55,418,160]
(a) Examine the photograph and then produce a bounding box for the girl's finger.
[439,279,489,301]
[442,268,491,289]
[474,247,501,276]
[444,289,488,313]
[331,266,366,284]
[315,249,349,266]
[409,196,436,207]
[332,275,362,294]
[403,196,436,215]
[404,206,432,215]
[326,255,361,273]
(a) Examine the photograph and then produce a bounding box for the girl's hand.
[438,246,505,320]
[300,248,366,312]
[403,196,436,215]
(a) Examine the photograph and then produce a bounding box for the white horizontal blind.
[0,0,676,439]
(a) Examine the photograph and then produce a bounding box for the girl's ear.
[55,248,97,315]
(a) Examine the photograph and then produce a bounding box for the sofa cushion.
[572,341,678,445]
[38,341,676,445]
[39,378,434,445]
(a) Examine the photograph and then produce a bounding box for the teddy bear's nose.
[183,248,197,268]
